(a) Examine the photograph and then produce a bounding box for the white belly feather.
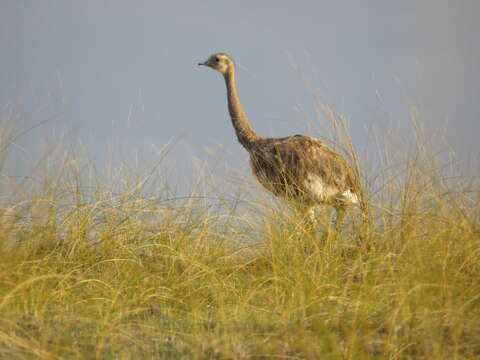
[303,174,359,205]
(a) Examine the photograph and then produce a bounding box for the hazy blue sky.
[1,0,479,187]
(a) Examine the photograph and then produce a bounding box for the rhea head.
[198,53,233,75]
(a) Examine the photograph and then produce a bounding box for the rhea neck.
[223,66,260,150]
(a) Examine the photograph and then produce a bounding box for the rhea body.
[199,53,361,227]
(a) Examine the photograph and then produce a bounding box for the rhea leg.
[306,206,316,227]
[294,204,316,232]
[333,205,346,233]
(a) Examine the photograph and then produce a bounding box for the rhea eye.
[215,57,220,62]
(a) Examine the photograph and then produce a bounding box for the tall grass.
[0,113,479,359]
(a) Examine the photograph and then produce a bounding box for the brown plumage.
[199,53,362,229]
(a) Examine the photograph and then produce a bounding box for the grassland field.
[0,117,479,360]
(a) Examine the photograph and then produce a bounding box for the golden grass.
[0,120,479,359]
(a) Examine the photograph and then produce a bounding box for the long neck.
[223,67,259,150]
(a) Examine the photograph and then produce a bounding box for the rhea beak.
[198,61,207,66]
